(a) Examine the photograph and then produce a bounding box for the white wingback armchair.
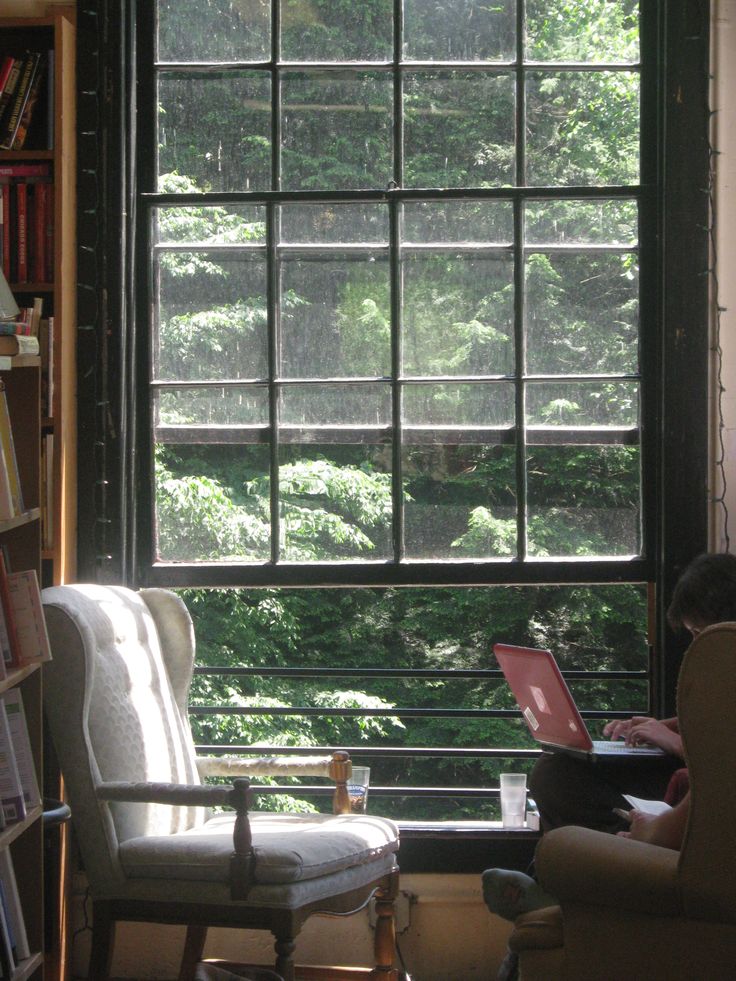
[42,584,401,981]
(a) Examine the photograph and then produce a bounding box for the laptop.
[493,643,665,761]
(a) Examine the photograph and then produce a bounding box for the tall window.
[125,1,706,823]
[140,0,648,580]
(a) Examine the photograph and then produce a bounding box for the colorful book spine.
[0,699,25,824]
[11,53,45,150]
[7,569,51,666]
[14,183,27,283]
[0,53,39,150]
[0,58,21,132]
[0,384,22,518]
[3,689,40,810]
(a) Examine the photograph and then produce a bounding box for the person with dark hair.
[483,554,736,977]
[526,551,736,835]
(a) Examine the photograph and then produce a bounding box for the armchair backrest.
[677,621,736,921]
[42,584,205,892]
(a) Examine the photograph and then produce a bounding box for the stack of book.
[0,687,39,974]
[0,163,53,285]
[0,51,49,152]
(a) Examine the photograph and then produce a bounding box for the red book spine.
[32,182,46,283]
[44,184,54,282]
[1,184,9,281]
[15,182,27,283]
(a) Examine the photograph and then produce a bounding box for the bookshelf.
[0,362,45,980]
[0,6,77,589]
[0,7,78,980]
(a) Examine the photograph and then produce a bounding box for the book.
[0,851,29,961]
[0,600,11,676]
[0,58,21,134]
[0,440,13,523]
[0,382,23,517]
[0,163,51,180]
[40,317,53,417]
[7,569,51,666]
[3,690,40,810]
[622,793,673,817]
[0,58,15,124]
[0,699,24,824]
[0,183,8,280]
[0,321,33,337]
[32,180,49,282]
[0,890,15,978]
[11,53,45,150]
[0,335,39,357]
[0,53,41,150]
[0,554,19,671]
[14,182,27,283]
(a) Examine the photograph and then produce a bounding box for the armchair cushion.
[120,812,399,885]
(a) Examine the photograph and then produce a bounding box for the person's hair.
[666,552,736,631]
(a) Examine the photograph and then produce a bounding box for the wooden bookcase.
[0,364,45,979]
[0,5,77,590]
[0,7,78,980]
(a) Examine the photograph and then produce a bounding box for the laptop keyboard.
[591,740,663,755]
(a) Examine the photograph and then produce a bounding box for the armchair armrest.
[536,825,681,917]
[97,780,240,809]
[195,749,352,814]
[97,779,257,897]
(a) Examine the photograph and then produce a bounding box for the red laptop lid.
[493,643,593,752]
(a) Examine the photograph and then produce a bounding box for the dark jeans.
[529,750,682,834]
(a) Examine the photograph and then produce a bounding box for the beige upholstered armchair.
[508,621,736,980]
[42,584,401,981]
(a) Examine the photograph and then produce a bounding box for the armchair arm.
[536,825,681,917]
[196,749,352,814]
[97,780,238,809]
[97,779,257,898]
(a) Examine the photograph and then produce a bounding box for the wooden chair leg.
[179,924,209,981]
[274,934,296,981]
[371,872,400,980]
[89,900,115,981]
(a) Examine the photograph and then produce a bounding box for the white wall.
[711,0,736,549]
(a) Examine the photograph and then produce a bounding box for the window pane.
[526,72,639,186]
[402,254,514,376]
[280,383,391,429]
[156,385,269,427]
[155,251,268,381]
[403,382,514,427]
[402,200,514,244]
[156,444,271,562]
[158,72,271,193]
[525,252,638,375]
[278,444,392,560]
[280,256,390,378]
[281,72,392,190]
[525,200,637,246]
[403,0,516,62]
[403,442,517,559]
[281,0,392,61]
[280,203,388,244]
[526,0,640,63]
[154,204,266,246]
[526,382,638,428]
[157,0,271,62]
[403,72,515,188]
[527,446,640,558]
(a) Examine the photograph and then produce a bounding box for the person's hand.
[624,719,683,757]
[617,809,658,843]
[603,716,655,742]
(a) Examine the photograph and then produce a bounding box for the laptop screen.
[493,643,594,752]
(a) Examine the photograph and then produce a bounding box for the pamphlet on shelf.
[0,699,24,824]
[3,689,40,810]
[7,569,51,666]
[0,850,28,961]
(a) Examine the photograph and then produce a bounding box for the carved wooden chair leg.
[371,871,400,980]
[274,934,297,981]
[89,900,116,981]
[179,923,209,981]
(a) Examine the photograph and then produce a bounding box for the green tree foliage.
[148,1,650,817]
